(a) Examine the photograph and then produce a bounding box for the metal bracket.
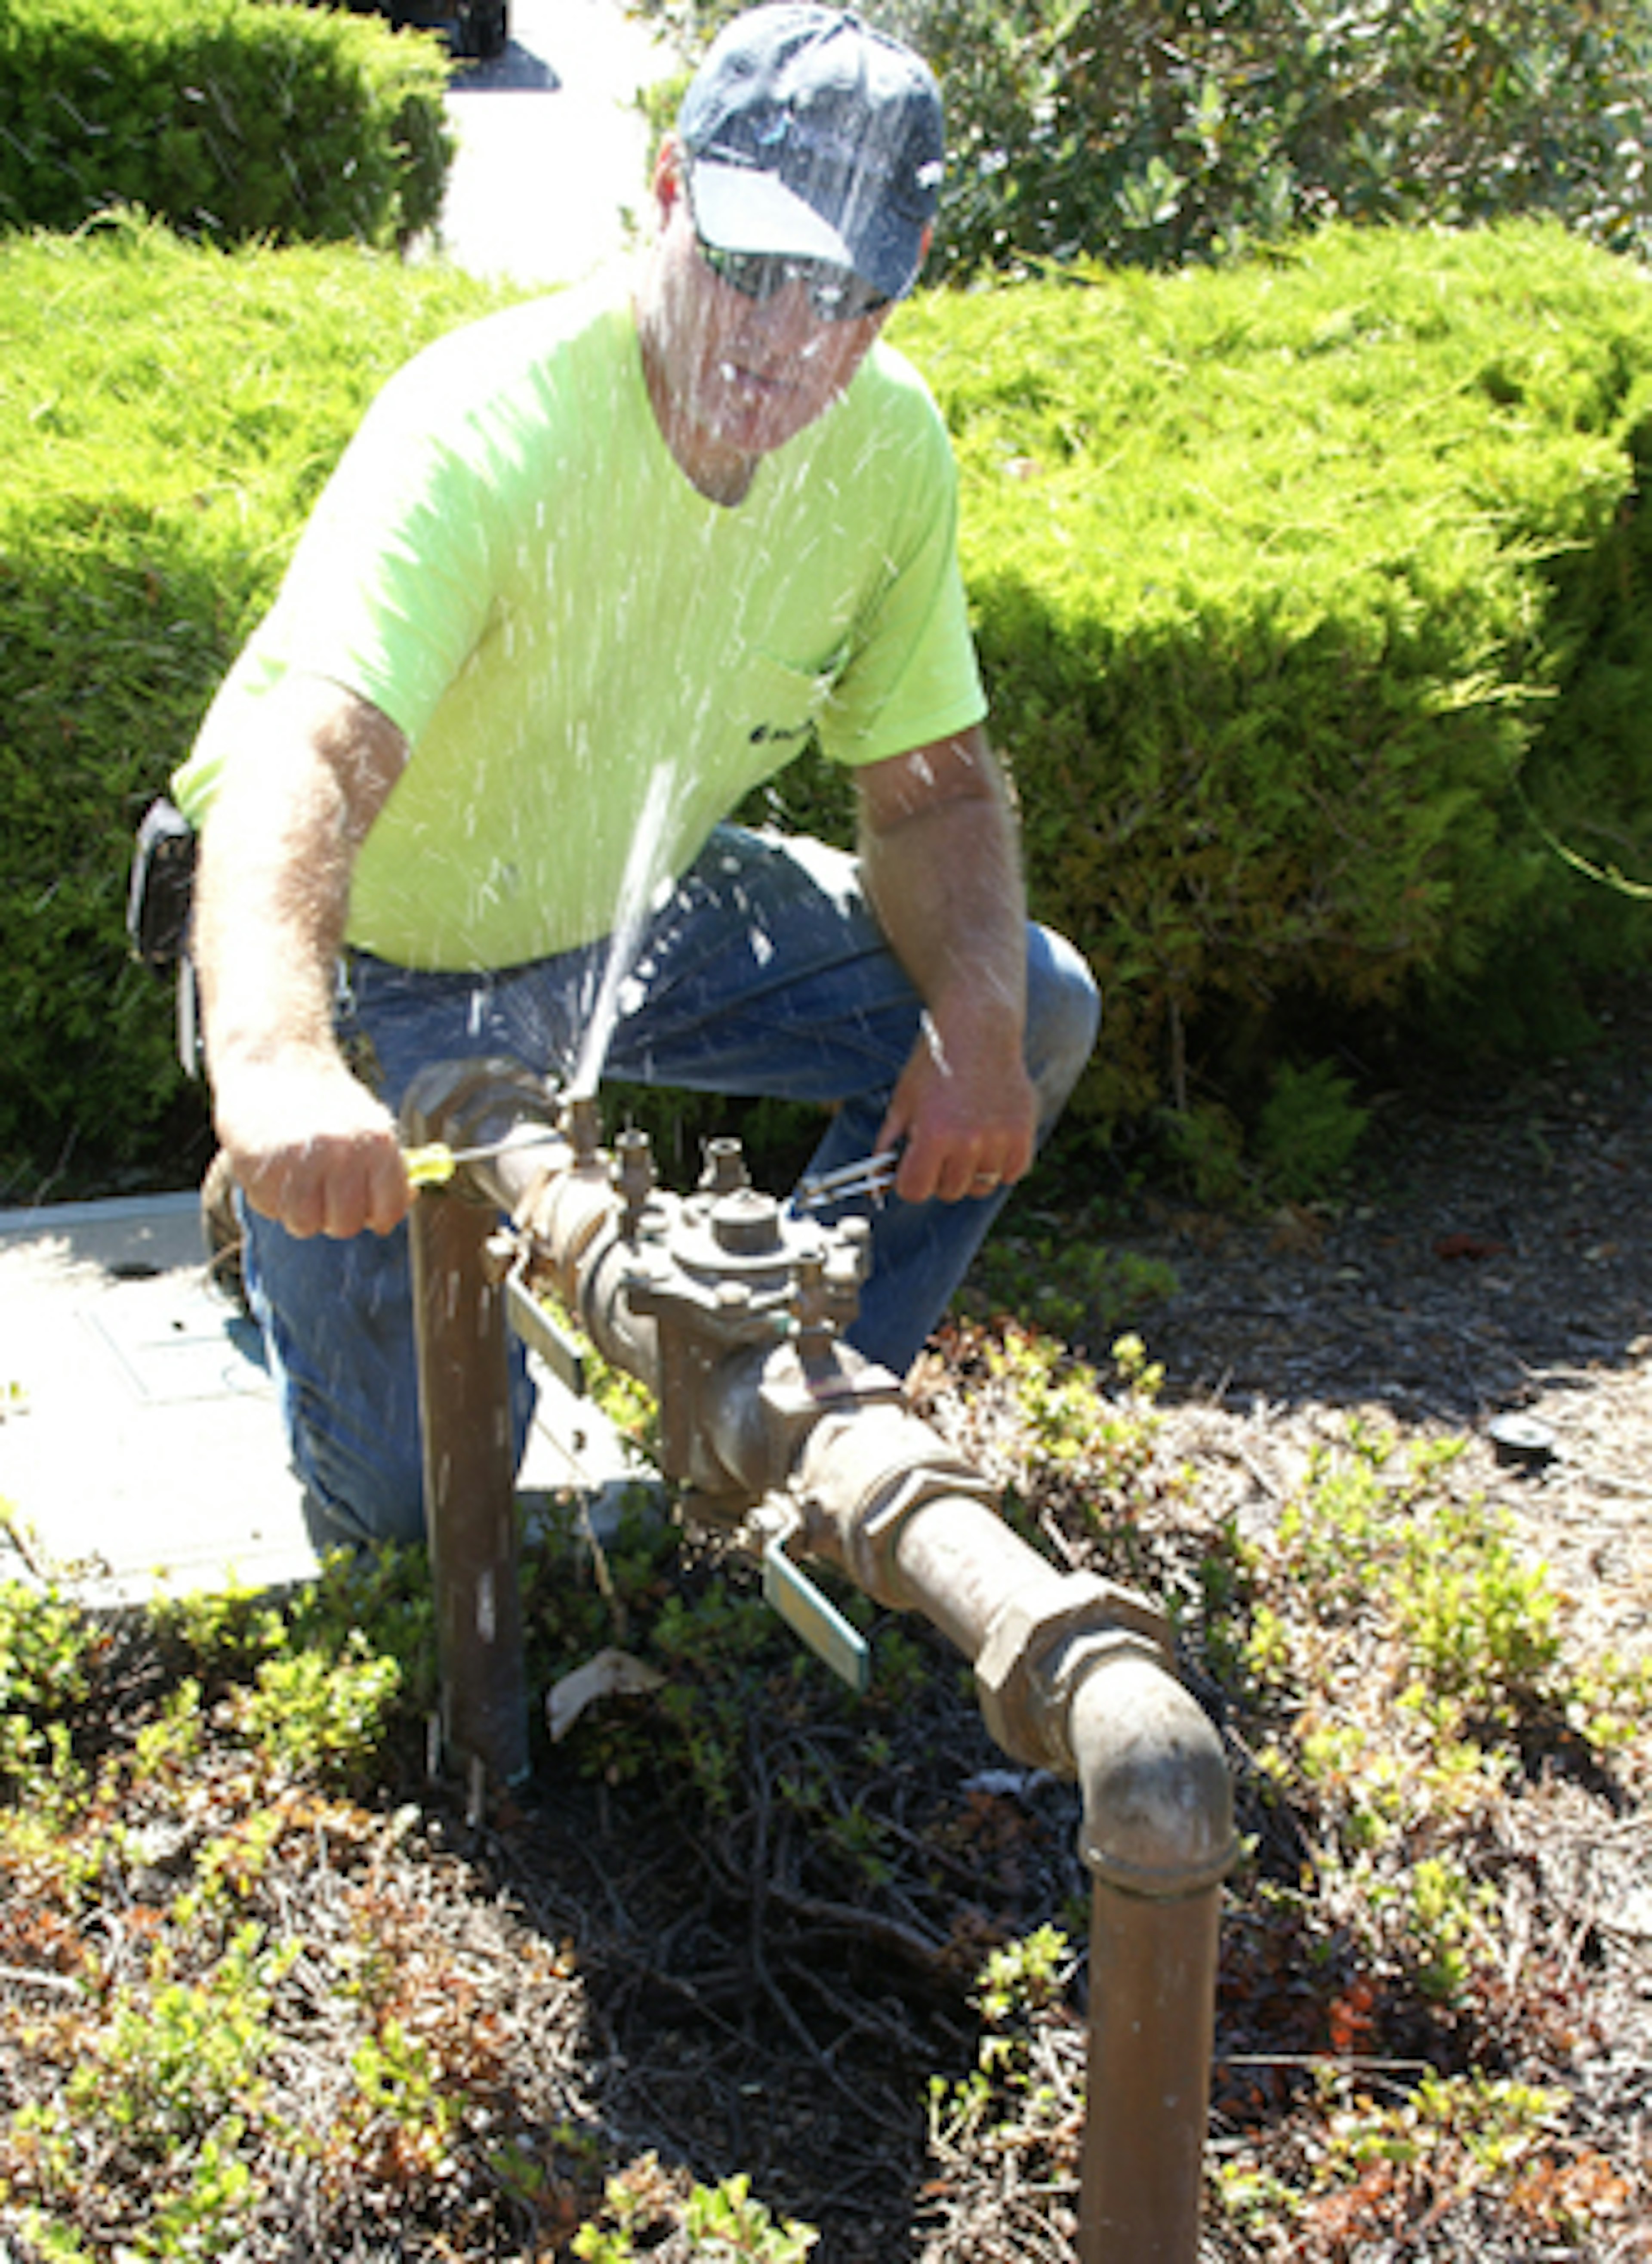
[505,1274,588,1397]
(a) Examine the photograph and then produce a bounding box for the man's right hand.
[189,676,414,1243]
[215,1050,411,1241]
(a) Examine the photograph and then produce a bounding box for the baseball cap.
[679,6,946,304]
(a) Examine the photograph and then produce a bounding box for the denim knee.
[1026,924,1101,1128]
[242,1210,428,1552]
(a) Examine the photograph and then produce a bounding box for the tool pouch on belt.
[126,797,197,970]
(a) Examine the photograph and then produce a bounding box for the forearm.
[859,730,1028,1055]
[192,679,411,1238]
[856,729,1036,1199]
[861,775,1027,1050]
[196,719,361,1079]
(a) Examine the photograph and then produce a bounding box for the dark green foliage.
[634,0,1652,283]
[888,220,1652,1117]
[917,0,1652,278]
[0,219,518,1191]
[1254,1059,1370,1201]
[0,0,453,249]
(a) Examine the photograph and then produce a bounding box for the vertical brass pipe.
[1080,1881,1221,2262]
[407,1184,530,1788]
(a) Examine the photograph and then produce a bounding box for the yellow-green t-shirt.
[174,276,986,971]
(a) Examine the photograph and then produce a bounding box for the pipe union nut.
[849,1458,1000,1607]
[975,1573,1174,1772]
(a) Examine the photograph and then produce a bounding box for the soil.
[1101,985,1652,1672]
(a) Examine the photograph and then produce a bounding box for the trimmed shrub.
[865,222,1652,1115]
[0,0,453,250]
[7,218,1652,1187]
[0,218,518,1192]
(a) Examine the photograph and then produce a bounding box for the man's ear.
[654,132,685,213]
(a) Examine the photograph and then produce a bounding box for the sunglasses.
[695,234,893,324]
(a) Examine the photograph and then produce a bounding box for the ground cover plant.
[2,1001,1649,2258]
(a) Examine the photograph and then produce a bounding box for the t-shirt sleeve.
[253,351,502,744]
[814,370,986,768]
[173,339,504,821]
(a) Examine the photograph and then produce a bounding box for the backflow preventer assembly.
[401,1058,1237,2262]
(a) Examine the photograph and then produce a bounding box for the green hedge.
[6,216,1652,1189]
[0,0,453,249]
[902,218,1652,1115]
[0,219,515,1191]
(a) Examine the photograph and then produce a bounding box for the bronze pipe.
[406,1178,530,1788]
[1082,1879,1223,2260]
[400,1063,1234,2253]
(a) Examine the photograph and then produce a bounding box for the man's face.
[639,145,891,486]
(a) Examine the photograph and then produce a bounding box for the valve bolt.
[564,1093,603,1162]
[700,1136,751,1196]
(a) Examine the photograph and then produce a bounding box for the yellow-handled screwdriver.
[403,1129,566,1189]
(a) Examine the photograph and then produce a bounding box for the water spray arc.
[401,1056,1236,2263]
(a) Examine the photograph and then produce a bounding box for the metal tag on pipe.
[761,1530,871,1694]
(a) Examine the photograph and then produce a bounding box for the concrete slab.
[0,1192,655,1608]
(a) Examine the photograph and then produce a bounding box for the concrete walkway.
[432,0,676,287]
[0,1192,648,1606]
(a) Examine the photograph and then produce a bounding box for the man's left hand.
[876,1002,1036,1205]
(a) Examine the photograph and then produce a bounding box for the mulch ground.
[3,990,1651,2261]
[465,985,1652,2259]
[1101,983,1652,1681]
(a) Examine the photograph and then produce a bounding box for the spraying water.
[566,760,681,1099]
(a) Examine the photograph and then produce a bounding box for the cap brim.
[690,160,856,269]
[689,158,921,300]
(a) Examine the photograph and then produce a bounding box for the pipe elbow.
[1069,1649,1236,1900]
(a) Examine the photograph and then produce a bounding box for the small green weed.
[1321,2069,1570,2184]
[149,1578,288,1680]
[0,1578,105,1810]
[928,1926,1077,2162]
[288,1540,438,1715]
[149,1543,435,1789]
[584,1344,663,1458]
[1241,1422,1568,1723]
[231,1637,403,1788]
[1254,1058,1370,1200]
[349,2017,461,2169]
[1157,1100,1251,1210]
[986,1327,1168,1493]
[573,2162,817,2261]
[0,1577,99,1721]
[684,2174,819,2261]
[965,1219,1178,1347]
[19,1922,299,2168]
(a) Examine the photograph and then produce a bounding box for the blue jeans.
[243,824,1099,1551]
